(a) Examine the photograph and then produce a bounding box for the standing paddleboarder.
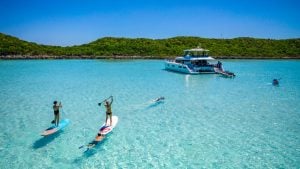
[104,96,113,126]
[53,101,62,126]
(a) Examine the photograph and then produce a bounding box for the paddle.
[78,145,85,149]
[61,107,67,116]
[98,96,112,106]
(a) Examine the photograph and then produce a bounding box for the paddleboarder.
[104,96,113,126]
[53,101,62,126]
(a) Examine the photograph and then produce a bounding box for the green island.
[0,33,299,59]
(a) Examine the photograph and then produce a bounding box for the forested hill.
[0,33,299,59]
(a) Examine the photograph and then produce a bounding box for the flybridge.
[184,48,209,57]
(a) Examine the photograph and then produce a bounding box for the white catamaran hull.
[165,61,216,74]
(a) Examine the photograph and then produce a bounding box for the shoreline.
[1,55,300,60]
[1,33,299,59]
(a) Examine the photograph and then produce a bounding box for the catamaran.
[165,47,235,77]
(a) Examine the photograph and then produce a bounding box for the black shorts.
[54,110,59,115]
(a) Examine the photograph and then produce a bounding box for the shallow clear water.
[0,59,299,168]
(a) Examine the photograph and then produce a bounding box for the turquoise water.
[0,59,299,168]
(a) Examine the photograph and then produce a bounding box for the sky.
[0,0,299,46]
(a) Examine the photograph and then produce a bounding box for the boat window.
[204,51,209,56]
[184,51,191,56]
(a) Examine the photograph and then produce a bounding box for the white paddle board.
[99,116,118,135]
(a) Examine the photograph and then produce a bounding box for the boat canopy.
[183,48,209,57]
[175,56,215,61]
[183,48,209,52]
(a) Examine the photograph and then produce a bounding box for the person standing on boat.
[104,96,113,126]
[217,61,223,71]
[53,101,62,126]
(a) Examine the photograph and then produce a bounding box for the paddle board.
[99,116,118,135]
[41,119,70,136]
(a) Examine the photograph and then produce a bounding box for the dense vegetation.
[0,33,299,59]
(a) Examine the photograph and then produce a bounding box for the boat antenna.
[197,43,201,48]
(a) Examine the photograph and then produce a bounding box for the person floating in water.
[272,79,279,86]
[79,125,110,151]
[85,133,106,149]
[80,129,106,151]
[104,96,113,126]
[154,96,165,102]
[53,101,62,126]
